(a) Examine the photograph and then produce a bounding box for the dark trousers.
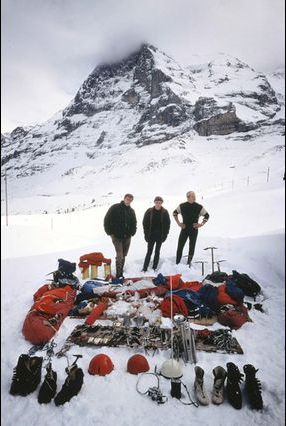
[143,238,162,271]
[176,228,198,264]
[111,236,131,277]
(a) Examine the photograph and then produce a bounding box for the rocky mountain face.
[1,44,284,183]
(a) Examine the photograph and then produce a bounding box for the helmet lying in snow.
[160,359,183,379]
[127,354,150,375]
[88,354,114,376]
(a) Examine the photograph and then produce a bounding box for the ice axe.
[193,261,208,276]
[203,247,218,273]
[215,260,226,272]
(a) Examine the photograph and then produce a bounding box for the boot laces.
[227,364,243,384]
[214,378,224,391]
[196,380,207,398]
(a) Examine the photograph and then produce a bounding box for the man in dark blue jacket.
[104,194,137,278]
[173,191,209,265]
[142,196,170,272]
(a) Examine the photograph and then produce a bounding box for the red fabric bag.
[160,295,189,318]
[217,284,240,306]
[218,304,251,329]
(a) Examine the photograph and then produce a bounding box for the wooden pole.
[267,167,270,183]
[4,170,8,226]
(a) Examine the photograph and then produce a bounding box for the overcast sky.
[1,0,285,133]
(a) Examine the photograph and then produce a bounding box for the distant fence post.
[266,167,270,183]
[4,170,8,226]
[247,176,250,186]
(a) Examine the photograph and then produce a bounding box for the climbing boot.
[54,364,84,406]
[10,354,43,396]
[226,362,243,409]
[212,366,227,405]
[38,362,57,404]
[243,364,263,410]
[194,366,210,405]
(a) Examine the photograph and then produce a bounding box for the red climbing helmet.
[88,354,114,376]
[127,354,150,375]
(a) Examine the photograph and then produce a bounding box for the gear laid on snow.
[243,364,263,410]
[211,366,227,405]
[160,359,183,379]
[231,270,261,299]
[136,372,167,404]
[54,355,84,406]
[88,354,114,376]
[9,354,43,396]
[170,379,199,406]
[127,354,150,375]
[194,366,210,405]
[37,362,57,404]
[226,362,244,409]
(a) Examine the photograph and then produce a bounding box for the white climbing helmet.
[160,359,183,379]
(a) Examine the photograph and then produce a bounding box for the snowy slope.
[1,43,285,426]
[1,163,285,426]
[1,45,284,217]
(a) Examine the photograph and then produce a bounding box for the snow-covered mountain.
[1,44,285,214]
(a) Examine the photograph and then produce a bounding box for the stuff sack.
[160,295,189,318]
[204,271,228,283]
[218,304,251,330]
[22,285,76,345]
[231,270,261,298]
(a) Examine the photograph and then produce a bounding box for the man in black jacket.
[142,196,171,272]
[173,191,209,265]
[104,194,137,278]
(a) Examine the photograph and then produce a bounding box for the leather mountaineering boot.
[38,362,57,404]
[9,354,43,396]
[194,366,210,405]
[243,364,263,410]
[54,363,84,406]
[226,362,244,409]
[212,366,227,404]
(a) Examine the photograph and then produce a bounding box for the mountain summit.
[1,44,284,212]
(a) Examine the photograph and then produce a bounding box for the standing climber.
[173,191,209,265]
[142,196,171,272]
[104,194,137,278]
